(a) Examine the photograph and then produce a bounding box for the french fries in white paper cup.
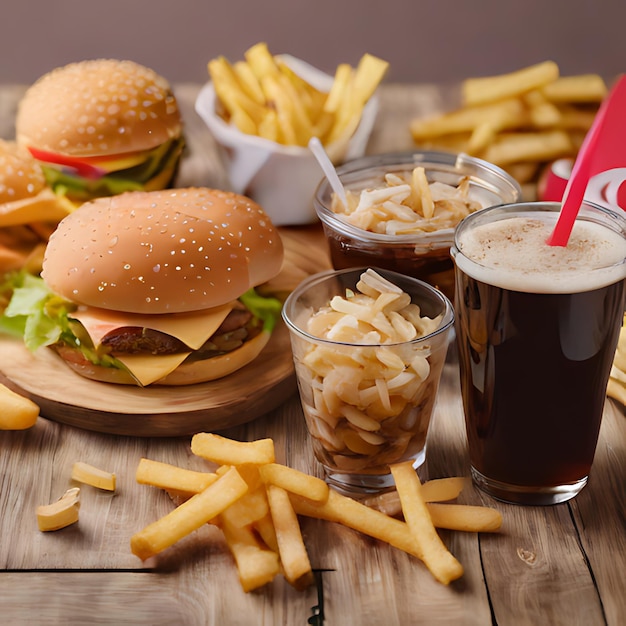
[195,52,382,226]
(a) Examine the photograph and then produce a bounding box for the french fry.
[609,314,626,404]
[191,433,275,466]
[220,484,270,529]
[0,382,39,430]
[71,461,116,492]
[290,489,426,560]
[502,161,540,185]
[462,61,559,106]
[555,104,598,132]
[135,458,219,495]
[254,512,280,553]
[257,109,280,142]
[267,484,314,590]
[362,476,468,516]
[232,60,265,104]
[607,377,626,404]
[259,463,329,502]
[221,516,281,592]
[130,466,248,561]
[390,462,463,585]
[541,74,608,103]
[37,487,81,532]
[291,485,502,536]
[323,63,352,114]
[410,98,527,141]
[467,122,499,154]
[426,503,503,533]
[352,53,390,105]
[481,130,573,166]
[612,342,626,373]
[260,75,298,145]
[523,90,562,128]
[231,463,264,491]
[244,42,280,81]
[326,54,389,144]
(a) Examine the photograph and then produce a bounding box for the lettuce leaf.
[239,289,283,332]
[1,273,73,351]
[41,136,185,202]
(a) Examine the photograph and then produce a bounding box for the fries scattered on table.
[36,487,81,532]
[208,42,388,148]
[0,382,39,430]
[410,61,607,186]
[130,432,502,591]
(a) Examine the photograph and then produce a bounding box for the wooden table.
[1,84,625,626]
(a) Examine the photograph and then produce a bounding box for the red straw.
[547,74,626,246]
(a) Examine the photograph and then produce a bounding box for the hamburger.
[0,139,72,274]
[15,59,184,205]
[1,188,284,386]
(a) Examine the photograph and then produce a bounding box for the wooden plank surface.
[0,82,625,626]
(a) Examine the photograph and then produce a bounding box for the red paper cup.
[539,158,626,212]
[538,159,573,202]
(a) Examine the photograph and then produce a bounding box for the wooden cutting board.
[0,226,332,437]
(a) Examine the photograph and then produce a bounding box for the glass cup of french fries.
[195,43,388,226]
[313,150,521,302]
[282,267,454,494]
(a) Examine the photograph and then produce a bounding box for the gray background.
[1,0,623,85]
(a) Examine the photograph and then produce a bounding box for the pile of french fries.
[608,313,626,404]
[131,432,502,590]
[410,61,607,187]
[208,42,389,148]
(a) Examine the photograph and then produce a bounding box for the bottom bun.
[52,330,271,386]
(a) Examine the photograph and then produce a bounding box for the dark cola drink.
[452,202,626,505]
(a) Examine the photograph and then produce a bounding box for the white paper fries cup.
[195,55,379,226]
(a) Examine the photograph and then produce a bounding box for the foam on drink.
[454,213,626,294]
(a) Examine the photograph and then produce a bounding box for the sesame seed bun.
[0,139,46,202]
[41,188,284,314]
[16,59,182,157]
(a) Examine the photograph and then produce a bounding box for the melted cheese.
[0,189,72,227]
[116,351,192,386]
[70,302,235,350]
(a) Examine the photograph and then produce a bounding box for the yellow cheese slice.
[89,150,151,172]
[0,189,73,227]
[115,351,192,386]
[70,302,235,350]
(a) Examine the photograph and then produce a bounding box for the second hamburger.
[15,59,185,204]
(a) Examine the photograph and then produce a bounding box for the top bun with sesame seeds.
[33,188,285,386]
[0,139,47,204]
[15,59,185,205]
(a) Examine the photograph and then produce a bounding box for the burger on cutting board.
[15,59,185,204]
[0,188,284,386]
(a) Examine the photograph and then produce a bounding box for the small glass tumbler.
[282,267,454,494]
[313,150,521,302]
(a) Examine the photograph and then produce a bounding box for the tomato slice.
[27,147,107,179]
